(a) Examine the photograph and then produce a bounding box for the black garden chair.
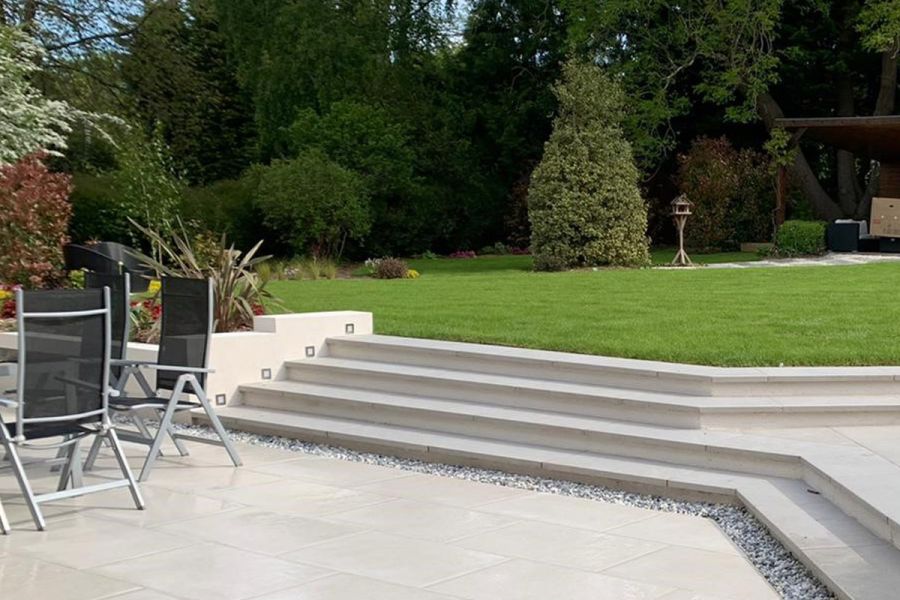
[84,277,241,482]
[0,288,144,533]
[63,242,153,293]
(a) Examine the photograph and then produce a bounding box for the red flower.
[1,298,15,319]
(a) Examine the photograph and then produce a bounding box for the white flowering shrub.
[0,27,73,164]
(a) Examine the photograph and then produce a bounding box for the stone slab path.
[0,438,778,600]
[705,252,900,269]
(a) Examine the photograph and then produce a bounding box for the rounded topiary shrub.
[528,59,649,271]
[775,220,826,256]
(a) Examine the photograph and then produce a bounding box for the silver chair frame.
[0,288,144,533]
[84,279,241,482]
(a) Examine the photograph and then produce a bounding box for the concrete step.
[237,381,883,474]
[200,405,900,600]
[326,335,900,397]
[235,381,900,556]
[282,358,900,428]
[253,375,703,428]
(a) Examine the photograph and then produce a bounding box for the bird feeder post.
[671,195,693,267]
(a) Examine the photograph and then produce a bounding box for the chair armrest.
[111,359,155,367]
[0,397,18,408]
[133,364,214,374]
[111,360,213,375]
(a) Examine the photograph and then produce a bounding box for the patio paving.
[0,438,779,600]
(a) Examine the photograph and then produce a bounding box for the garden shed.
[774,116,900,224]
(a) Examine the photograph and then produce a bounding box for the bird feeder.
[671,195,693,266]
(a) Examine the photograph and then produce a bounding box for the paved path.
[0,438,777,600]
[706,252,900,269]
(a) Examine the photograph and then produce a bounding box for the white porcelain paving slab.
[205,406,900,600]
[0,437,779,600]
[425,558,675,600]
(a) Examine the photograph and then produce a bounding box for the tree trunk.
[756,92,843,220]
[835,73,860,214]
[855,48,899,219]
[22,0,37,31]
[874,46,899,116]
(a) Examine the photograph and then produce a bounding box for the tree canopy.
[7,0,899,257]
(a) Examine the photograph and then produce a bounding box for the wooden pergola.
[774,116,900,224]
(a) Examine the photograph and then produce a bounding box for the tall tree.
[565,0,900,219]
[215,0,455,160]
[1,1,147,63]
[122,0,255,183]
[451,0,568,239]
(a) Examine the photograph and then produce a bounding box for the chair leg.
[134,411,179,457]
[138,394,182,482]
[0,424,45,531]
[195,384,242,467]
[69,440,84,488]
[0,497,9,534]
[83,433,105,472]
[106,428,144,510]
[56,440,78,491]
[50,437,69,473]
[166,422,190,457]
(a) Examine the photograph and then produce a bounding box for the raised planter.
[0,311,373,406]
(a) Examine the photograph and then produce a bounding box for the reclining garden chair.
[0,287,144,532]
[84,276,242,482]
[63,242,153,293]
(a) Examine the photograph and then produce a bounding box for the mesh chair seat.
[3,420,96,441]
[110,396,200,411]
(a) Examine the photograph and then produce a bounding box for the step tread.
[282,358,900,410]
[287,356,700,403]
[241,379,698,430]
[329,334,900,383]
[208,405,900,600]
[224,397,900,530]
[240,380,900,463]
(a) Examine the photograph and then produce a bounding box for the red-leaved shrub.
[676,137,774,251]
[0,153,73,288]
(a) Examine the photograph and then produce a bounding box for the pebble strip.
[174,422,834,600]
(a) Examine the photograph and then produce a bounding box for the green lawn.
[270,254,899,367]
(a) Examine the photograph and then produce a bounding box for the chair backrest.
[81,242,152,294]
[157,277,212,393]
[15,288,111,440]
[63,244,120,275]
[85,272,131,369]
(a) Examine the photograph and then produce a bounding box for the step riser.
[283,363,700,427]
[326,339,900,397]
[709,381,900,397]
[699,411,900,428]
[284,364,900,429]
[206,410,738,506]
[326,341,709,395]
[240,388,801,479]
